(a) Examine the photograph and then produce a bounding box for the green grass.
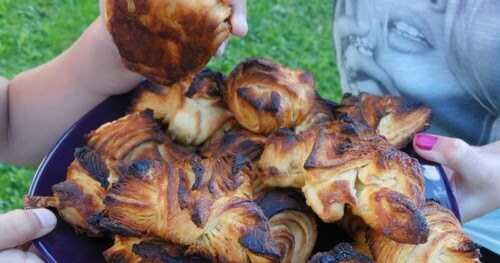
[0,0,340,212]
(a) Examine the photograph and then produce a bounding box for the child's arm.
[0,0,247,166]
[0,19,142,165]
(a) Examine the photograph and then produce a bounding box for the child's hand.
[0,209,57,262]
[414,134,500,221]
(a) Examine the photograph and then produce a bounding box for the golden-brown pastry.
[367,202,481,263]
[103,0,232,85]
[258,119,429,244]
[225,59,316,134]
[131,70,233,145]
[256,190,317,263]
[295,96,337,133]
[86,110,164,163]
[200,126,267,162]
[95,158,280,262]
[25,147,110,236]
[309,243,373,263]
[336,93,431,148]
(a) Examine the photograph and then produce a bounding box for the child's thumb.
[413,133,472,172]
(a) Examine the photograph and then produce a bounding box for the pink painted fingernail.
[415,134,438,151]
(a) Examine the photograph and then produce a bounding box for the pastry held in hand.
[336,93,431,148]
[367,202,481,263]
[131,69,232,146]
[256,189,317,263]
[103,0,232,85]
[225,59,316,134]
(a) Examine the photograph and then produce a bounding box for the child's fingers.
[230,0,248,37]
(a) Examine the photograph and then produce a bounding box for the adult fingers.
[0,209,57,250]
[230,0,248,37]
[0,249,44,263]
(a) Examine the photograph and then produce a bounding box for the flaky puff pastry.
[309,243,373,263]
[25,111,165,236]
[258,120,429,244]
[256,190,317,263]
[103,0,231,85]
[225,59,316,134]
[336,93,431,149]
[367,202,481,263]
[131,70,233,145]
[95,158,280,263]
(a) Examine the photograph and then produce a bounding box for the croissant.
[103,0,231,85]
[258,119,429,244]
[295,96,337,133]
[256,190,317,263]
[225,59,316,134]
[367,202,481,263]
[336,93,431,148]
[309,243,373,263]
[131,70,233,145]
[94,157,280,262]
[25,111,164,236]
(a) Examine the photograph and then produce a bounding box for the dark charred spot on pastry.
[191,160,205,190]
[133,240,208,263]
[74,147,109,188]
[127,160,155,178]
[242,58,278,73]
[340,123,357,135]
[237,86,263,110]
[267,91,281,114]
[222,132,238,147]
[98,217,141,237]
[239,222,281,260]
[232,154,249,175]
[310,243,373,263]
[299,72,315,86]
[335,143,351,155]
[52,181,85,205]
[191,199,212,227]
[304,129,325,169]
[186,68,225,98]
[337,112,354,123]
[177,170,191,209]
[256,190,307,218]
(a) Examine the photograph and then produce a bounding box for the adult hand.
[414,134,500,221]
[0,209,57,262]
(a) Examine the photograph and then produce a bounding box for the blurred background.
[0,0,340,212]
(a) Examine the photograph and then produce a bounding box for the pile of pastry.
[26,58,480,263]
[26,0,480,262]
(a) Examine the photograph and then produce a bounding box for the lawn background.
[0,0,340,212]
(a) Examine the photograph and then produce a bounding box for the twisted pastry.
[94,157,279,262]
[367,202,481,263]
[103,0,231,85]
[131,69,233,145]
[256,190,317,263]
[336,93,432,148]
[309,243,373,263]
[25,111,164,236]
[225,59,316,134]
[258,118,429,244]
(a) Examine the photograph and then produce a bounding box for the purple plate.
[27,93,460,263]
